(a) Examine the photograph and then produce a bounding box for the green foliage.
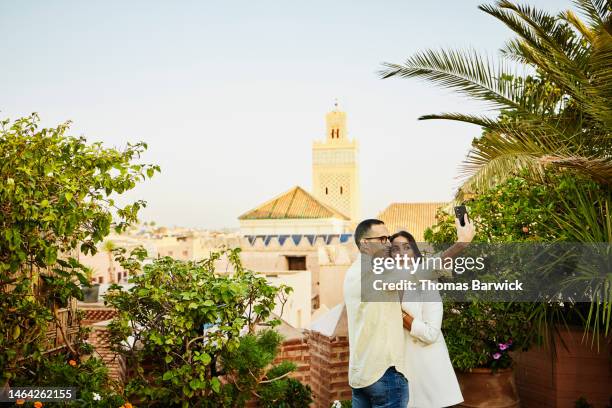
[105,248,309,407]
[384,0,612,347]
[0,114,158,383]
[12,353,126,408]
[425,169,611,368]
[229,332,312,408]
[442,302,530,370]
[575,396,594,408]
[257,378,312,408]
[426,169,609,246]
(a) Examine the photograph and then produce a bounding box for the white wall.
[265,270,312,329]
[239,217,350,235]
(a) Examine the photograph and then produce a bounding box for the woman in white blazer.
[390,231,463,408]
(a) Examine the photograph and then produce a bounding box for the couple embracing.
[343,215,475,408]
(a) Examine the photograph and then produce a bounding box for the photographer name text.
[373,279,524,291]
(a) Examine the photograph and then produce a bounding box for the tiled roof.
[238,186,350,220]
[377,202,447,242]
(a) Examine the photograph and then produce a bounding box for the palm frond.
[483,2,590,93]
[573,0,610,28]
[538,155,612,184]
[379,49,523,110]
[418,113,500,128]
[561,10,596,43]
[458,153,543,194]
[383,0,611,197]
[495,1,612,126]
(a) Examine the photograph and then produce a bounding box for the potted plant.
[442,301,531,407]
[81,267,100,303]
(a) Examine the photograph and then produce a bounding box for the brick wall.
[76,304,126,382]
[88,322,126,383]
[246,330,351,408]
[306,331,351,408]
[275,336,311,385]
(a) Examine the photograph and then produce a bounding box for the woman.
[390,231,463,408]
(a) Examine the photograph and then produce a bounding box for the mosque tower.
[312,101,360,224]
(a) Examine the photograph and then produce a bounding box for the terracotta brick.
[514,327,611,408]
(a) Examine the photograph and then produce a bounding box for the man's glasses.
[361,235,390,244]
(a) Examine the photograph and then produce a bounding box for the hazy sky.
[1,0,573,229]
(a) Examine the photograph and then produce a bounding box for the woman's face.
[391,235,415,258]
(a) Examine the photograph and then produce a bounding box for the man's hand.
[456,213,475,243]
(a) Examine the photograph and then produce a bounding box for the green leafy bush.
[12,353,126,407]
[0,114,157,385]
[425,169,609,369]
[441,302,530,370]
[105,248,311,407]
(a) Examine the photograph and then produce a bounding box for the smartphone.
[454,205,468,227]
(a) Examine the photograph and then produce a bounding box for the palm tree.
[380,0,611,194]
[381,0,612,341]
[102,240,116,284]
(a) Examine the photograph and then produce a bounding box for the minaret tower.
[312,101,360,223]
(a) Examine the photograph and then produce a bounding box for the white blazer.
[401,290,463,408]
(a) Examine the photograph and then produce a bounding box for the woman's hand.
[402,311,414,331]
[456,213,475,243]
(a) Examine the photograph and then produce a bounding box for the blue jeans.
[352,366,409,408]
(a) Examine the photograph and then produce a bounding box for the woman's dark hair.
[390,230,423,258]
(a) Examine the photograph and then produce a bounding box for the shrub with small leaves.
[105,248,309,407]
[0,114,158,384]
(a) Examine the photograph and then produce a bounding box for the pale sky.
[1,0,572,229]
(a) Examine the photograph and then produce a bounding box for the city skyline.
[1,0,573,229]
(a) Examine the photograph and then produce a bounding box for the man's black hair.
[354,219,385,248]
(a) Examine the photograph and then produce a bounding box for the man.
[344,219,409,408]
[344,217,475,407]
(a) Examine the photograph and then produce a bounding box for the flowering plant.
[10,352,127,407]
[490,339,514,369]
[425,201,532,371]
[441,301,530,371]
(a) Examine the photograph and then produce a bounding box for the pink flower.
[493,352,502,360]
[499,343,508,350]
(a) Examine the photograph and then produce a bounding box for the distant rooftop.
[238,186,350,221]
[377,202,447,242]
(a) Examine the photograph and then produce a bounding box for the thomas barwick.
[373,279,524,291]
